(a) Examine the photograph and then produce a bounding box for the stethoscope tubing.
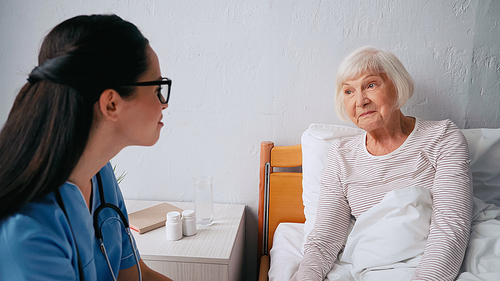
[56,172,142,281]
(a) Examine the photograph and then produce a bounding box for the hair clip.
[27,76,39,84]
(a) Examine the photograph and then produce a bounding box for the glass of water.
[193,175,214,226]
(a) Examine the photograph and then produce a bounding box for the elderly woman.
[291,46,472,280]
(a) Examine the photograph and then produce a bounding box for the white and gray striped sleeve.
[411,121,473,280]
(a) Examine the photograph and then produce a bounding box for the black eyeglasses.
[127,77,171,104]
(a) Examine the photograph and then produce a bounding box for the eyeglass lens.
[157,83,169,104]
[158,86,166,104]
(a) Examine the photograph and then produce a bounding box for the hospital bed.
[258,124,500,281]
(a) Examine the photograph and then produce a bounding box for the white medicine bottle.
[182,210,197,236]
[166,211,182,241]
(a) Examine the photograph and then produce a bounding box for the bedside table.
[125,200,245,281]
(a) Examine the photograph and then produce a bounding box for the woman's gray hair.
[334,46,414,121]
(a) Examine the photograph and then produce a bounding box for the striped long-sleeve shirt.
[292,118,473,281]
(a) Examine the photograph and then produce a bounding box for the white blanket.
[277,186,500,281]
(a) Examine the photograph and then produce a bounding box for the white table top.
[125,200,245,265]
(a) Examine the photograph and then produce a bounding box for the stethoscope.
[55,172,142,281]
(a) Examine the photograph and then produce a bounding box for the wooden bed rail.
[258,141,304,279]
[258,141,273,261]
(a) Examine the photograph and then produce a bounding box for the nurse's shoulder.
[0,192,76,279]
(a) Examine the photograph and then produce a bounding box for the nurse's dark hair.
[0,14,149,220]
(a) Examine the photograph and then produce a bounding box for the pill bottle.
[182,210,197,236]
[166,211,182,241]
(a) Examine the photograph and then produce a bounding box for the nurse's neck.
[68,109,129,210]
[67,137,122,211]
[68,150,109,211]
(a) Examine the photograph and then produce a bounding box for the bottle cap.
[167,211,181,221]
[182,210,195,218]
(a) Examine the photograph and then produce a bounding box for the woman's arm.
[291,147,352,281]
[117,259,173,281]
[0,214,78,280]
[411,121,473,280]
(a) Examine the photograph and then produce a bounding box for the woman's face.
[118,45,168,146]
[342,71,398,133]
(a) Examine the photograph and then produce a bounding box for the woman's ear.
[98,89,122,122]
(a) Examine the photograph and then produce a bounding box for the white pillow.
[301,124,500,238]
[462,128,500,206]
[301,124,364,237]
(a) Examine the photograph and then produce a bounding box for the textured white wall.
[1,0,499,279]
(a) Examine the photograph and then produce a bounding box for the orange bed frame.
[257,141,305,281]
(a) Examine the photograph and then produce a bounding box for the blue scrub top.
[0,162,140,280]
